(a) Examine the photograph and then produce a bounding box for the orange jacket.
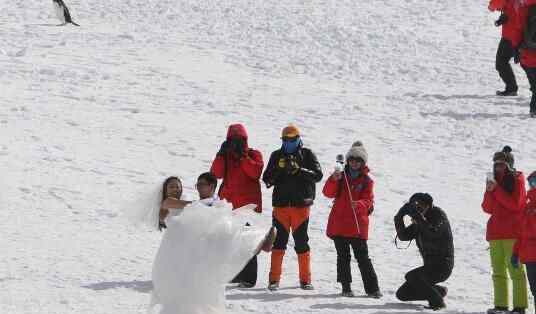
[513,189,536,262]
[210,124,264,212]
[482,171,527,240]
[323,167,374,240]
[513,0,536,67]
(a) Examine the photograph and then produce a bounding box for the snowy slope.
[1,0,535,313]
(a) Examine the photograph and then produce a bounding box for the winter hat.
[409,193,434,207]
[226,124,248,140]
[281,124,300,138]
[493,145,515,170]
[345,141,368,164]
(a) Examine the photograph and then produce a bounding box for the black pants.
[396,258,453,307]
[526,262,536,314]
[333,237,379,294]
[231,255,257,285]
[523,67,536,113]
[496,38,518,92]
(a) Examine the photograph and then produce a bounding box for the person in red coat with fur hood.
[323,141,381,298]
[210,123,264,288]
[512,171,536,314]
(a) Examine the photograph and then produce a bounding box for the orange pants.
[269,207,311,284]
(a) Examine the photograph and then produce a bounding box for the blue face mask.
[349,169,360,179]
[282,138,301,154]
[529,177,536,189]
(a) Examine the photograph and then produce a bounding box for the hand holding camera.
[398,202,423,222]
[218,138,246,157]
[486,172,497,192]
[332,154,344,180]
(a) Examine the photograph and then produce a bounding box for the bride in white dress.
[150,173,274,314]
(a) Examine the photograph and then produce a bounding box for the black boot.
[512,308,526,314]
[496,89,518,96]
[341,282,354,297]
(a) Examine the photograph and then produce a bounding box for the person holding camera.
[512,171,536,314]
[394,193,454,310]
[262,124,323,291]
[489,0,521,96]
[482,146,528,314]
[210,123,264,288]
[323,141,382,298]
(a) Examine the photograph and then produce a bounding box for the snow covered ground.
[1,0,535,313]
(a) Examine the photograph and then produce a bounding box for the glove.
[511,254,520,268]
[217,140,230,156]
[286,155,300,175]
[513,48,520,64]
[495,13,508,26]
[158,221,167,231]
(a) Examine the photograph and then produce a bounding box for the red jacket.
[482,171,527,240]
[323,167,374,240]
[502,1,522,44]
[513,188,536,262]
[210,124,264,212]
[514,0,536,67]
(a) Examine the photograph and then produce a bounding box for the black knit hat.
[493,146,514,170]
[409,193,434,207]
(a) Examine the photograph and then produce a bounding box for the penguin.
[52,0,80,26]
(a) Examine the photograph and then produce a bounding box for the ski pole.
[342,171,360,234]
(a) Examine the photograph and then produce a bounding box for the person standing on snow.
[210,124,264,288]
[511,0,536,117]
[394,193,454,310]
[489,0,521,96]
[262,124,323,291]
[323,141,382,298]
[511,171,536,314]
[482,146,528,314]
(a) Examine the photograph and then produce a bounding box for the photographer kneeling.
[394,193,454,310]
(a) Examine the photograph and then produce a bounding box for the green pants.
[490,239,528,308]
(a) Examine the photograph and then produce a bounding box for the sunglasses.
[529,177,536,188]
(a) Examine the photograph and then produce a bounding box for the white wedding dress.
[150,200,266,314]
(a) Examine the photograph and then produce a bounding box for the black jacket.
[394,206,454,262]
[262,147,323,207]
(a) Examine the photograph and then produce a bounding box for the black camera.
[400,202,419,219]
[226,138,245,155]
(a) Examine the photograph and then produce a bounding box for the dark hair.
[409,192,434,207]
[197,172,217,191]
[162,176,182,201]
[500,171,516,193]
[493,146,516,193]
